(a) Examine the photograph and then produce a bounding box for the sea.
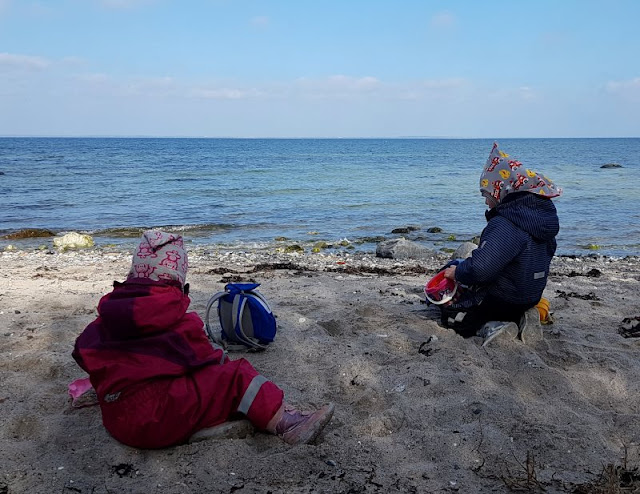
[1,137,639,257]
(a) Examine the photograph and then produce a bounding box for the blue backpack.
[204,283,277,351]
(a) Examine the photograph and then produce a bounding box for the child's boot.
[478,321,519,347]
[274,403,335,445]
[519,307,543,344]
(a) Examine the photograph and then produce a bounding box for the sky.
[0,0,639,138]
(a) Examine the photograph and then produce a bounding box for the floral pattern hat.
[127,230,188,286]
[480,142,562,204]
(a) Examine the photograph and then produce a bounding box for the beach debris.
[571,461,640,492]
[418,341,439,357]
[112,463,135,478]
[619,316,640,338]
[499,451,545,492]
[53,232,94,250]
[376,238,437,260]
[600,163,623,168]
[452,242,476,260]
[393,384,406,393]
[567,268,601,278]
[556,290,600,301]
[1,228,55,240]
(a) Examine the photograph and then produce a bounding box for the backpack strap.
[232,292,270,351]
[204,290,227,347]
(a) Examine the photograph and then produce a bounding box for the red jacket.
[73,279,283,449]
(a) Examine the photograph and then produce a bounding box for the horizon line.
[1,135,639,139]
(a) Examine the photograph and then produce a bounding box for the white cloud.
[419,78,465,90]
[292,75,381,99]
[430,11,455,29]
[75,73,110,84]
[0,52,50,71]
[250,16,269,27]
[392,78,468,101]
[61,56,87,66]
[605,78,640,101]
[99,0,155,9]
[518,86,536,100]
[289,75,474,102]
[327,75,379,89]
[483,85,539,103]
[190,87,263,100]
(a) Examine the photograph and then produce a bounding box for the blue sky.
[1,0,639,137]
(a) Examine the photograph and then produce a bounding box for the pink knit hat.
[127,230,188,286]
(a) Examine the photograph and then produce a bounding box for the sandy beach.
[1,247,640,493]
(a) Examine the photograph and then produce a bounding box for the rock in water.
[600,163,623,169]
[53,232,95,250]
[1,228,55,240]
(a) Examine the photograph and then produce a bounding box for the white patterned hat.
[127,230,188,286]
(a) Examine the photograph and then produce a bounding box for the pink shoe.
[275,403,335,445]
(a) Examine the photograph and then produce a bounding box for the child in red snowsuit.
[73,231,333,449]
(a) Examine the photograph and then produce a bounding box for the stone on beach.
[451,242,477,260]
[376,238,437,260]
[53,232,95,250]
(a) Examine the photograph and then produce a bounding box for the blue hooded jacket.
[454,191,559,306]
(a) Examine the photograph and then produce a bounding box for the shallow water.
[1,137,639,256]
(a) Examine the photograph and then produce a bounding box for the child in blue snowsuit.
[443,142,562,344]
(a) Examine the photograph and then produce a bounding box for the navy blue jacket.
[454,192,559,306]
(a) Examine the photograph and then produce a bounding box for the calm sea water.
[1,137,639,257]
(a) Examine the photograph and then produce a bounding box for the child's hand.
[443,265,457,280]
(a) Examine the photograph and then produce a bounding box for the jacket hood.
[488,192,560,241]
[480,142,562,204]
[97,278,190,337]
